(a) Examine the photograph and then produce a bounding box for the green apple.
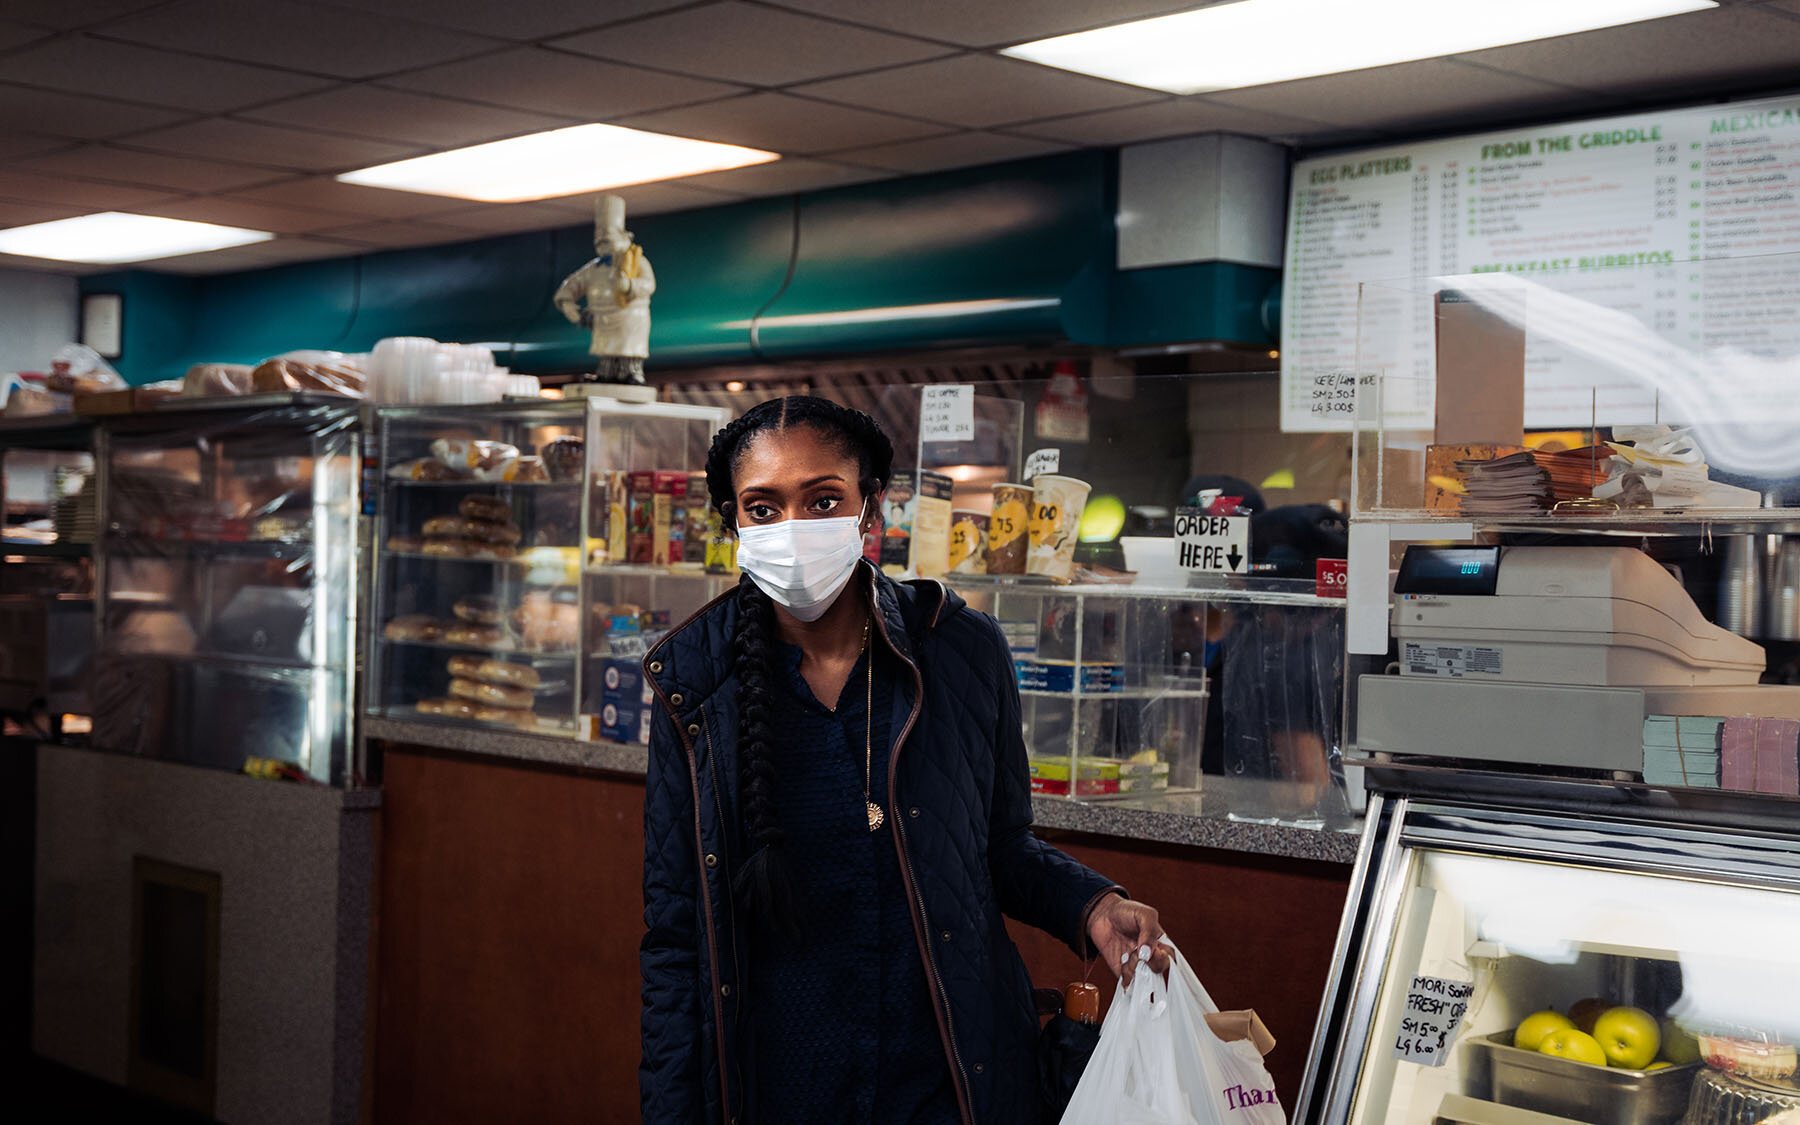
[1568,997,1611,1034]
[1662,1020,1701,1065]
[1593,1006,1661,1069]
[1540,1028,1608,1066]
[1515,1010,1577,1051]
[1648,1062,1672,1070]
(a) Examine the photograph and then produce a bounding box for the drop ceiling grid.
[0,0,1794,271]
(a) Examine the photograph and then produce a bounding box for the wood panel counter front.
[371,741,1354,1124]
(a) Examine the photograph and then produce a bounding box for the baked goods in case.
[423,514,474,538]
[383,615,444,642]
[422,537,474,557]
[459,494,513,523]
[471,703,534,726]
[1699,1034,1798,1080]
[503,456,550,483]
[386,533,423,553]
[443,654,538,689]
[465,519,521,546]
[448,676,533,711]
[443,622,506,648]
[452,595,502,626]
[541,437,584,482]
[416,697,476,719]
[514,589,579,652]
[389,458,467,482]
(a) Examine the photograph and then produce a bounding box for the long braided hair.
[704,396,894,940]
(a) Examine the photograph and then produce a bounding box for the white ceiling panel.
[763,0,1201,48]
[673,157,890,196]
[553,2,951,87]
[138,236,374,274]
[125,119,422,173]
[1452,6,1800,96]
[621,92,949,153]
[0,1,166,30]
[1,36,334,113]
[793,54,1160,129]
[231,175,484,219]
[101,0,503,79]
[13,145,286,193]
[383,46,742,118]
[830,131,1072,173]
[1008,97,1339,146]
[312,0,694,41]
[244,86,571,147]
[0,169,176,209]
[141,196,362,234]
[0,85,190,140]
[1204,58,1593,131]
[307,218,484,247]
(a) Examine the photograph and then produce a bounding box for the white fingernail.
[1121,952,1130,965]
[1138,945,1152,962]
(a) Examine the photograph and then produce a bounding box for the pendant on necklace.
[866,801,885,831]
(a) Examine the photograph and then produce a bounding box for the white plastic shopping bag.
[1060,940,1286,1125]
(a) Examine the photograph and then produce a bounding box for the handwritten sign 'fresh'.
[1392,975,1473,1067]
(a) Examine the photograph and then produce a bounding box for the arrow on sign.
[1226,546,1243,571]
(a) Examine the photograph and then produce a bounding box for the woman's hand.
[1086,893,1171,984]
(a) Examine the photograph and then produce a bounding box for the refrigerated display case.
[1298,779,1800,1125]
[91,396,362,784]
[370,397,728,740]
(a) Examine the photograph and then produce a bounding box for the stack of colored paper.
[1720,717,1800,795]
[1642,715,1723,787]
[1455,448,1605,515]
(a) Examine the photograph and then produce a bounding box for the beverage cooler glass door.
[1300,799,1800,1125]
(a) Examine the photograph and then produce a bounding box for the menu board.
[1281,94,1800,432]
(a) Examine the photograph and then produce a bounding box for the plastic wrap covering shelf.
[92,397,362,786]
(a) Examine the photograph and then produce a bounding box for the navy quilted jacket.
[640,563,1122,1125]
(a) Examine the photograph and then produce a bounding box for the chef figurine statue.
[554,194,656,384]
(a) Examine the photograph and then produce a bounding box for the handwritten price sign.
[1392,975,1473,1067]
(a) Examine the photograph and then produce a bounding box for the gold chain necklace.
[861,618,883,832]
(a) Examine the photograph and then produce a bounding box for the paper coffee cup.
[1026,475,1090,581]
[948,508,989,574]
[987,484,1030,574]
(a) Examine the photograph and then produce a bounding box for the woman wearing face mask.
[640,396,1168,1125]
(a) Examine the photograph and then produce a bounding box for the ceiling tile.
[0,200,87,229]
[0,252,110,276]
[793,54,1159,129]
[621,92,947,154]
[139,197,359,234]
[828,131,1073,173]
[102,0,503,79]
[605,181,742,216]
[13,145,287,193]
[138,236,371,275]
[244,86,570,147]
[231,175,484,219]
[1204,59,1587,131]
[384,47,743,119]
[1009,97,1336,146]
[0,169,176,209]
[0,85,190,140]
[672,157,890,196]
[312,0,693,41]
[0,36,334,113]
[125,119,421,173]
[553,2,951,87]
[0,1,166,30]
[763,0,1198,48]
[1452,7,1800,96]
[308,219,477,247]
[0,20,51,48]
[428,202,593,235]
[0,132,76,161]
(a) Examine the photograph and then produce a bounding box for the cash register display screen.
[1394,546,1502,595]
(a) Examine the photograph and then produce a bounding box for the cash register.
[1355,546,1800,773]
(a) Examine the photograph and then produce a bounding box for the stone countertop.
[366,717,1361,864]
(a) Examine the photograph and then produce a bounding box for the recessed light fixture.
[337,123,780,203]
[1003,0,1716,94]
[0,212,273,264]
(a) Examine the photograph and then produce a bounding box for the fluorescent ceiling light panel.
[0,212,273,264]
[337,123,780,203]
[1003,0,1716,94]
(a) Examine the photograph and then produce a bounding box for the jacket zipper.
[873,576,975,1125]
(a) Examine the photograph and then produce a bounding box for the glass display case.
[370,397,729,741]
[91,397,362,784]
[1299,791,1800,1125]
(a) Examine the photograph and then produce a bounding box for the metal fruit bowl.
[1465,1030,1703,1125]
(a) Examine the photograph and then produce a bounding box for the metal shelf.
[1,538,91,558]
[1355,507,1800,538]
[102,536,313,560]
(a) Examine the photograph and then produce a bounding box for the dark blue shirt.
[748,641,957,1125]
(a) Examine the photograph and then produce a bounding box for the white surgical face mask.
[735,514,865,622]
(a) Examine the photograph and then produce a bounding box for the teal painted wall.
[83,152,1283,385]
